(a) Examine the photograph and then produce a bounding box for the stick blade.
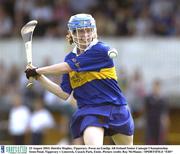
[21,20,38,34]
[21,20,38,42]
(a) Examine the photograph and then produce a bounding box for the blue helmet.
[68,14,97,51]
[68,14,96,31]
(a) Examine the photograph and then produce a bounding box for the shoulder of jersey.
[65,51,75,61]
[91,42,110,53]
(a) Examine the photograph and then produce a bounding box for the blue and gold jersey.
[61,41,127,108]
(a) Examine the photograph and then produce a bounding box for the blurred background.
[0,0,180,145]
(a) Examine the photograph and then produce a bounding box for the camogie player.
[25,13,134,145]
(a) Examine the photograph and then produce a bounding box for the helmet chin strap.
[75,43,89,52]
[74,40,90,50]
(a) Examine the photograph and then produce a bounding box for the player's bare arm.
[38,75,68,99]
[25,64,76,106]
[36,62,72,75]
[37,75,76,106]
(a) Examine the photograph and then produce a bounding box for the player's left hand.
[25,67,39,79]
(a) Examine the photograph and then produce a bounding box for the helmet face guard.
[68,14,97,51]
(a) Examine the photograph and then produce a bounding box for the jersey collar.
[72,39,98,56]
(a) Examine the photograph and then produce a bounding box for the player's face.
[71,28,95,51]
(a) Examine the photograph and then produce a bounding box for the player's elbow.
[55,87,69,100]
[64,62,72,73]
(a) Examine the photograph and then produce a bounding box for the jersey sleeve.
[60,73,72,94]
[65,43,114,72]
[60,54,73,94]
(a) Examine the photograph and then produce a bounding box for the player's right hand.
[25,68,39,79]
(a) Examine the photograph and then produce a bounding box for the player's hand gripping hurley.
[21,20,38,88]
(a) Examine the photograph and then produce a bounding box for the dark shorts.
[70,104,134,139]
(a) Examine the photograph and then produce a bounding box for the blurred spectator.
[19,69,45,109]
[57,114,73,145]
[29,96,55,145]
[144,79,170,145]
[29,0,53,22]
[7,64,20,87]
[150,0,175,36]
[174,6,180,36]
[53,0,70,22]
[29,0,53,36]
[149,0,174,19]
[49,0,71,37]
[69,0,97,14]
[95,11,117,36]
[0,0,180,37]
[13,0,33,36]
[56,104,82,145]
[8,93,31,145]
[117,66,128,93]
[0,61,7,87]
[134,7,153,36]
[0,62,8,108]
[0,5,13,37]
[126,69,145,115]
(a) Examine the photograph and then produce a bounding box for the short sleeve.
[60,74,72,94]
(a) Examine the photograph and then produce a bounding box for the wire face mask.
[68,14,97,51]
[70,27,96,51]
